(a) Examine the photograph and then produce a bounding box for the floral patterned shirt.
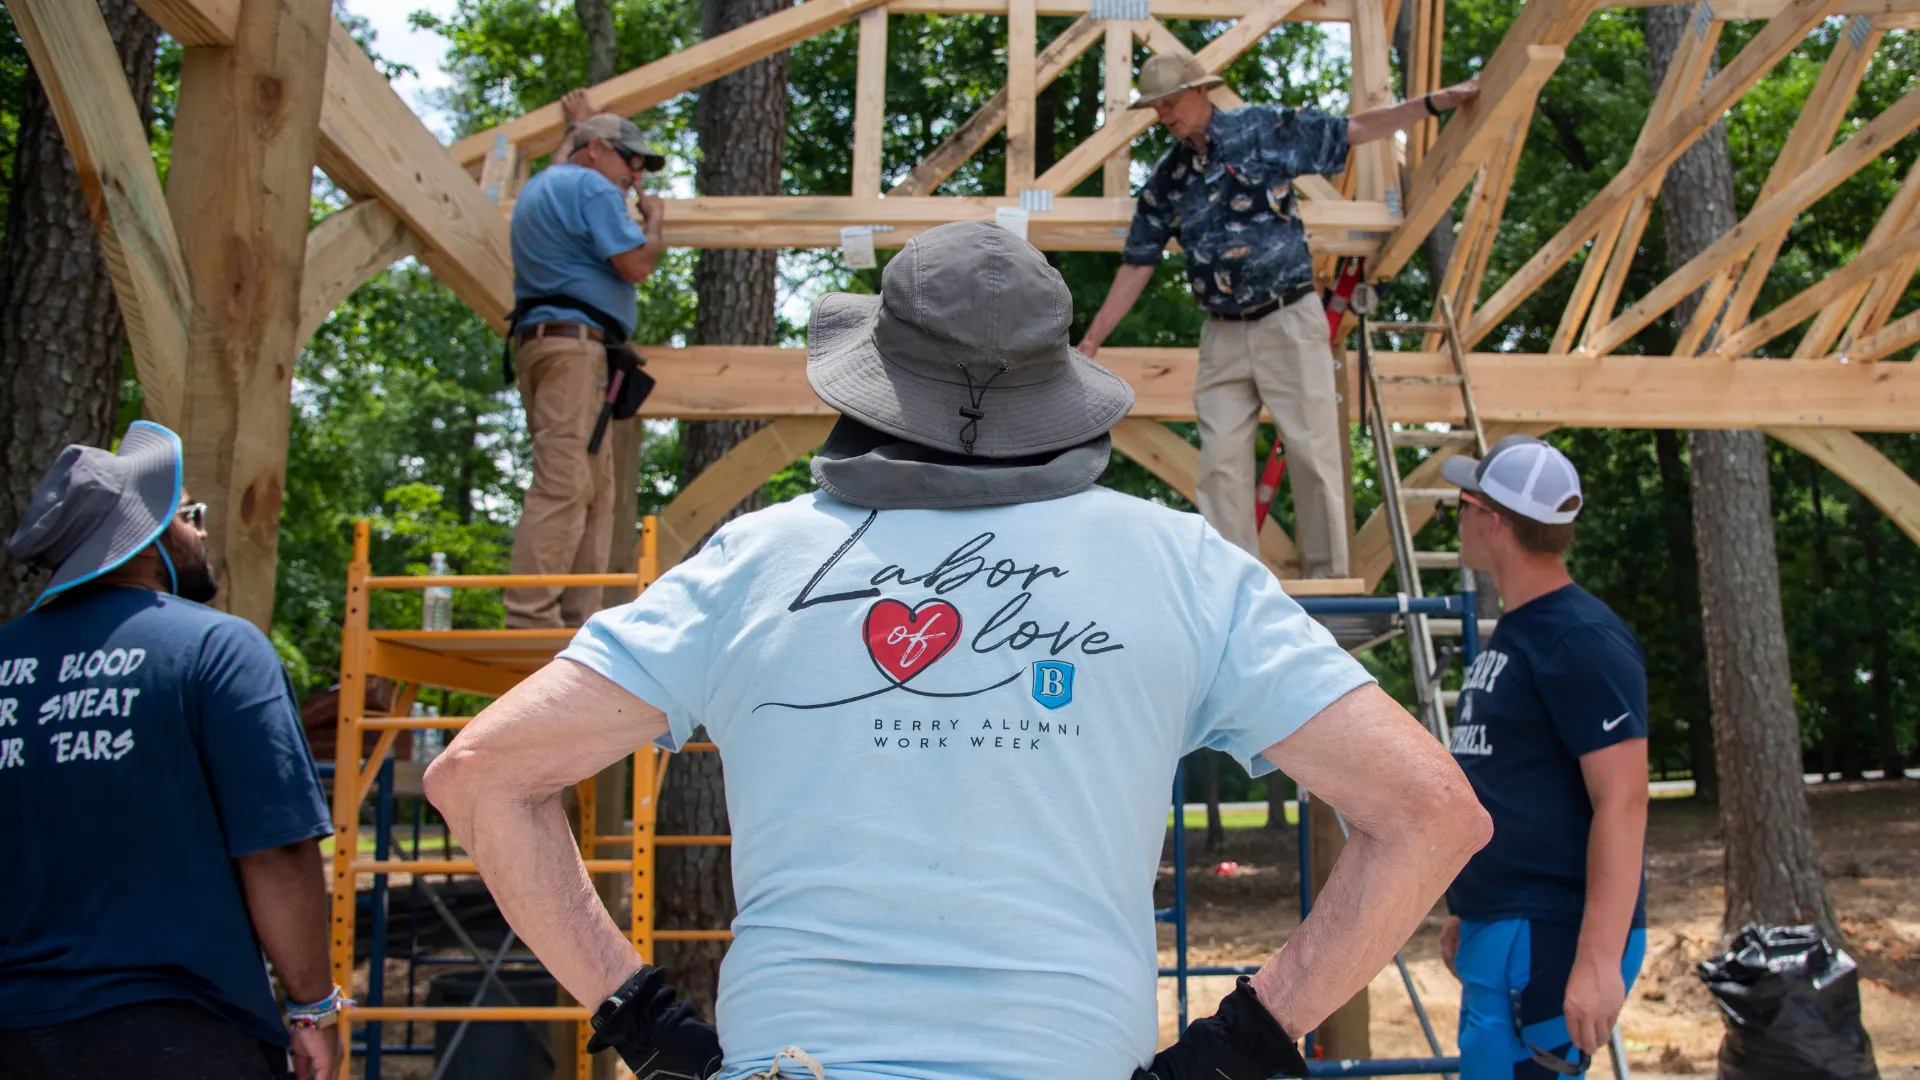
[1122,104,1349,315]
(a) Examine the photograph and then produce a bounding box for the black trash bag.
[1697,924,1878,1080]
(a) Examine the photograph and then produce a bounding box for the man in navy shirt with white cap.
[1438,435,1650,1080]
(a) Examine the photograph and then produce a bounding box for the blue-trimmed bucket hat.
[8,420,183,609]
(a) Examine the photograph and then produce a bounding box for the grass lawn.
[1172,806,1294,829]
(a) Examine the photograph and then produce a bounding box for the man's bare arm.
[1076,262,1155,358]
[236,839,334,1003]
[552,88,595,161]
[609,194,667,285]
[1348,78,1479,146]
[425,659,670,1006]
[1248,683,1491,1035]
[1565,737,1649,1050]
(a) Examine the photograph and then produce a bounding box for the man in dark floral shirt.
[1080,54,1477,577]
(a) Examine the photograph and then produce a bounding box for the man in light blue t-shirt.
[506,95,668,629]
[431,222,1492,1080]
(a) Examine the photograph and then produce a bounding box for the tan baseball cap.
[1129,54,1226,109]
[574,114,666,172]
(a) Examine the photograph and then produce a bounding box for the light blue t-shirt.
[510,163,647,337]
[561,488,1374,1080]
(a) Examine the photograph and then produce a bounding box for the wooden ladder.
[1358,296,1488,742]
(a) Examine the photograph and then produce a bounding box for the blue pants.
[1455,919,1646,1080]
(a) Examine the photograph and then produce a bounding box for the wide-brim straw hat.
[1129,53,1226,109]
[8,420,183,609]
[806,221,1134,459]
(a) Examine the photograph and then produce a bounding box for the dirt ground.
[350,781,1919,1078]
[1156,780,1920,1077]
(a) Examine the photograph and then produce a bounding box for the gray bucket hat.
[9,420,183,609]
[806,220,1135,458]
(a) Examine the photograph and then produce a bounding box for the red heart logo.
[864,599,962,685]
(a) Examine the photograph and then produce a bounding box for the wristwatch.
[286,985,352,1030]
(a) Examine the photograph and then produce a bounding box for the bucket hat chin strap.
[955,360,1009,454]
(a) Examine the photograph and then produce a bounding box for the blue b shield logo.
[1032,662,1074,709]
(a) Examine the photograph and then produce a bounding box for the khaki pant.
[1195,292,1351,578]
[506,335,615,628]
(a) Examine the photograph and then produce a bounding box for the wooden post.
[1348,0,1396,206]
[1308,797,1369,1056]
[1103,20,1134,198]
[166,0,332,631]
[853,6,889,197]
[9,0,191,430]
[1006,0,1038,191]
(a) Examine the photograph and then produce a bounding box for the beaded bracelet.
[286,986,353,1030]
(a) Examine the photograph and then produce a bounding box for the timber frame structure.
[12,0,1920,610]
[10,0,1919,1066]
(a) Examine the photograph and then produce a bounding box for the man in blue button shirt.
[1079,54,1476,577]
[506,96,668,628]
[1438,436,1650,1080]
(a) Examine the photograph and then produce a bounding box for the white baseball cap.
[1440,434,1583,525]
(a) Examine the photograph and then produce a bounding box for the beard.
[161,531,219,604]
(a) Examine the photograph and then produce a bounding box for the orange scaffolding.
[326,518,735,1078]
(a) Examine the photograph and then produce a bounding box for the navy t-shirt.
[0,587,332,1046]
[1445,584,1648,928]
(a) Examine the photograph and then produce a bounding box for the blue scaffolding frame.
[1155,590,1479,1079]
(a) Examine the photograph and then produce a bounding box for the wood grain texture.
[1006,0,1038,190]
[127,0,239,46]
[299,200,421,346]
[851,6,889,197]
[11,0,190,430]
[167,0,332,630]
[1103,20,1135,197]
[317,20,515,333]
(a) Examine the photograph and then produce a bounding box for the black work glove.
[1133,977,1311,1080]
[585,965,723,1080]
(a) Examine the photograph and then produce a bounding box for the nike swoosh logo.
[1602,711,1630,731]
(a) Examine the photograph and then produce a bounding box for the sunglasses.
[177,501,207,531]
[602,141,648,173]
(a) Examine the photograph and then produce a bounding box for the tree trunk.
[575,0,618,88]
[655,0,791,1017]
[0,0,160,621]
[1860,497,1899,778]
[1264,770,1290,831]
[1646,3,1838,944]
[1654,428,1716,803]
[1202,752,1224,854]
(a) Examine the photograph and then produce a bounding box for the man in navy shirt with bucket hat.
[0,422,340,1080]
[1438,435,1650,1080]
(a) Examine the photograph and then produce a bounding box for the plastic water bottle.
[422,552,453,631]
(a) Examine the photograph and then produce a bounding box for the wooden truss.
[16,0,1920,613]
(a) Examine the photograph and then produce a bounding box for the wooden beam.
[885,0,1352,16]
[166,0,332,631]
[852,6,890,198]
[888,15,1104,196]
[1377,44,1564,280]
[477,131,517,205]
[1588,86,1920,357]
[1767,428,1920,545]
[1348,0,1397,209]
[1843,305,1920,363]
[1108,418,1301,575]
[451,0,890,170]
[1713,228,1920,358]
[647,194,1397,253]
[1639,0,1920,16]
[1034,0,1312,194]
[1104,20,1135,198]
[630,346,1920,431]
[316,20,514,333]
[1681,20,1881,354]
[128,0,240,47]
[1007,0,1038,191]
[1828,155,1920,352]
[1467,0,1848,347]
[1554,15,1721,351]
[299,201,422,346]
[657,417,837,567]
[11,0,191,430]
